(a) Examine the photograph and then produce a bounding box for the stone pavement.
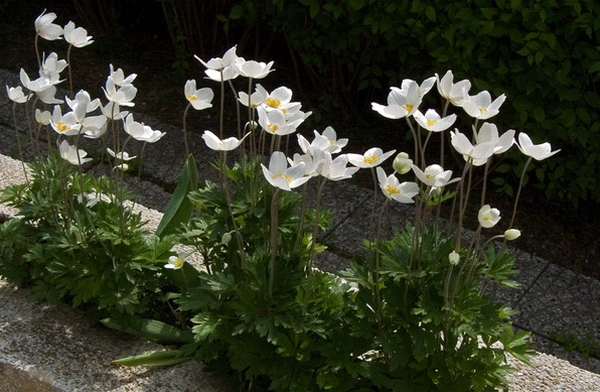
[1,68,600,390]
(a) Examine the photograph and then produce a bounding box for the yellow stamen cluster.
[363,156,378,164]
[403,104,414,112]
[273,173,292,183]
[425,173,436,179]
[56,122,70,132]
[268,124,280,133]
[187,94,198,101]
[385,185,402,195]
[266,97,281,108]
[426,119,437,127]
[173,258,184,268]
[479,108,488,114]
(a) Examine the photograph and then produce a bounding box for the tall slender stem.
[509,157,532,229]
[182,103,191,157]
[268,189,280,298]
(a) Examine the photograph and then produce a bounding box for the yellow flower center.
[479,108,488,114]
[363,156,378,164]
[187,94,198,101]
[403,104,413,112]
[266,97,281,108]
[56,122,70,132]
[329,141,335,145]
[273,174,292,183]
[426,119,437,127]
[268,124,280,133]
[173,258,184,268]
[385,185,402,195]
[425,173,436,179]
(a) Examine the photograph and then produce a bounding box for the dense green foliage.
[205,0,600,205]
[0,154,176,322]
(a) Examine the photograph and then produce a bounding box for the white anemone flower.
[412,164,460,188]
[314,151,359,181]
[202,130,250,151]
[261,151,311,191]
[288,153,318,177]
[347,147,396,168]
[516,133,560,161]
[101,102,128,120]
[413,109,457,132]
[238,84,268,107]
[376,167,419,203]
[49,105,81,136]
[450,130,495,166]
[40,52,68,80]
[392,152,413,174]
[6,86,30,103]
[36,86,63,104]
[59,140,91,165]
[478,204,501,228]
[123,114,163,142]
[184,79,214,110]
[462,90,506,120]
[435,70,471,107]
[106,148,136,161]
[233,58,274,79]
[109,64,137,86]
[372,82,422,119]
[35,109,51,125]
[205,66,240,82]
[63,21,93,48]
[195,45,239,70]
[66,90,100,116]
[474,122,515,155]
[402,76,436,97]
[81,115,108,139]
[35,10,63,41]
[165,252,186,270]
[262,86,293,111]
[257,107,303,136]
[314,126,348,154]
[103,77,137,107]
[19,69,53,93]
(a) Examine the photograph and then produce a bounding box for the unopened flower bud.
[504,229,521,241]
[449,250,460,265]
[221,231,233,245]
[246,120,258,130]
[392,152,413,174]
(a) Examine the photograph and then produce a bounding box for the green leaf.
[425,6,436,22]
[156,154,198,238]
[101,316,194,345]
[229,4,244,20]
[112,350,193,367]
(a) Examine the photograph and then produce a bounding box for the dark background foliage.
[1,0,599,278]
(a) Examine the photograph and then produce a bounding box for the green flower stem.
[34,34,42,69]
[268,188,280,298]
[182,103,191,157]
[11,102,28,183]
[308,178,328,270]
[406,117,419,168]
[480,159,491,207]
[510,156,532,229]
[67,44,74,97]
[441,99,450,167]
[454,161,472,250]
[219,71,224,139]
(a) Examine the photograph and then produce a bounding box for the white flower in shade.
[314,126,348,154]
[516,133,560,161]
[81,115,108,139]
[257,107,303,136]
[238,84,268,107]
[6,86,30,103]
[40,52,67,82]
[35,10,63,41]
[435,70,471,107]
[59,140,92,165]
[288,153,317,177]
[474,122,515,155]
[261,151,311,191]
[233,58,274,79]
[101,102,128,120]
[478,204,501,228]
[297,133,329,157]
[63,21,93,48]
[403,76,436,97]
[66,90,100,117]
[372,81,422,119]
[165,253,186,269]
[49,105,81,136]
[195,45,239,70]
[103,77,137,107]
[413,109,457,132]
[123,114,163,142]
[462,90,506,120]
[504,229,521,240]
[450,130,495,166]
[314,150,359,181]
[202,130,250,151]
[37,86,63,104]
[261,86,293,111]
[106,148,136,161]
[184,79,214,110]
[19,69,53,93]
[412,164,460,188]
[392,152,413,174]
[35,109,51,125]
[347,147,396,168]
[449,250,460,265]
[109,64,137,86]
[376,167,419,203]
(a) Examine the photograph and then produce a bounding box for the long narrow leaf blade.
[112,350,193,367]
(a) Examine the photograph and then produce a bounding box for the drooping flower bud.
[504,229,521,241]
[449,250,460,265]
[392,152,413,174]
